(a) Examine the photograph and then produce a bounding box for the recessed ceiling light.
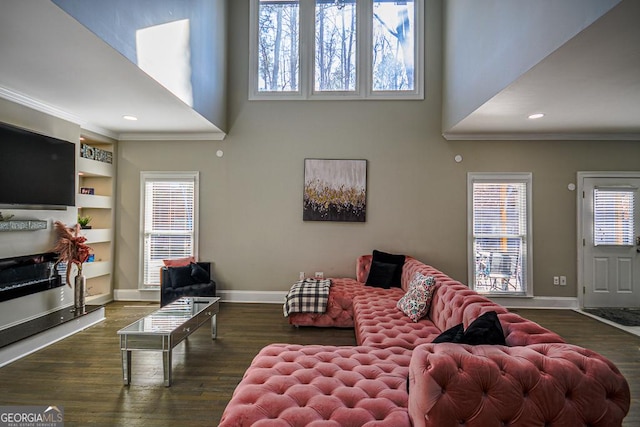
[528,113,545,119]
[123,115,138,121]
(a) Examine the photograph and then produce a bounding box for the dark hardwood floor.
[0,302,637,426]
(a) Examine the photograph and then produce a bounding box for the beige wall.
[114,0,640,299]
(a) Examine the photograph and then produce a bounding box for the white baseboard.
[0,307,105,368]
[114,289,160,302]
[113,289,577,309]
[114,289,287,304]
[489,296,579,309]
[216,290,287,304]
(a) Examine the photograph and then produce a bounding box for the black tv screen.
[0,121,76,209]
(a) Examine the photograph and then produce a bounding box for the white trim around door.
[577,171,640,309]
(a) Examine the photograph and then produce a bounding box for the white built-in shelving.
[77,136,116,305]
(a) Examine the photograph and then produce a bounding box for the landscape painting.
[303,159,367,222]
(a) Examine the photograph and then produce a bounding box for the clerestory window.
[250,0,423,100]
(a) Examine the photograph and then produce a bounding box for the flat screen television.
[0,121,76,209]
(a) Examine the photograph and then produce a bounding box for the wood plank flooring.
[0,302,637,426]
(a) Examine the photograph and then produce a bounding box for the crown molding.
[118,132,227,141]
[443,131,640,141]
[0,86,117,139]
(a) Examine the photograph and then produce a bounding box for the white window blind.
[593,188,635,246]
[469,175,531,294]
[141,173,198,288]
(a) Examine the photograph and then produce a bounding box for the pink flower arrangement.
[52,220,92,286]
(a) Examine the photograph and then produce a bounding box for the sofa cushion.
[396,274,436,322]
[167,264,195,288]
[218,344,413,427]
[287,278,405,328]
[369,250,405,287]
[354,294,442,349]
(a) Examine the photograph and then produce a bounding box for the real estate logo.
[0,406,63,427]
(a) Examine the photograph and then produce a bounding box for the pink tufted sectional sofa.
[219,256,630,426]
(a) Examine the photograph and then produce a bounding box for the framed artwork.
[303,159,367,222]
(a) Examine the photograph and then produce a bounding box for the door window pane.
[594,189,635,246]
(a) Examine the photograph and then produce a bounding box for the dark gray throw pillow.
[190,263,210,283]
[371,250,405,287]
[462,311,506,346]
[432,311,506,346]
[168,265,195,288]
[365,261,398,289]
[432,323,464,343]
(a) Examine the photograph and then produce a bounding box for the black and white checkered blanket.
[283,279,332,317]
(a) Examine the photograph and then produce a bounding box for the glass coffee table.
[117,296,220,386]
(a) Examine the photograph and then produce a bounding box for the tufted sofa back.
[357,254,565,346]
[408,342,630,427]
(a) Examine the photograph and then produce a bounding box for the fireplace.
[0,252,63,303]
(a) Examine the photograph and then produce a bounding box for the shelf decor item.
[0,212,15,221]
[80,143,112,164]
[80,143,95,160]
[78,215,92,229]
[52,221,93,311]
[80,187,95,195]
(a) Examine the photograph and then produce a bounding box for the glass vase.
[74,274,86,312]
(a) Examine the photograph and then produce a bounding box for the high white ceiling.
[0,1,638,141]
[0,0,224,141]
[444,0,640,140]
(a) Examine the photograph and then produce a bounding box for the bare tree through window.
[258,0,300,92]
[254,0,420,97]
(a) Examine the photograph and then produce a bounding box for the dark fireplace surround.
[0,252,63,303]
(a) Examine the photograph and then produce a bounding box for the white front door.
[581,175,640,308]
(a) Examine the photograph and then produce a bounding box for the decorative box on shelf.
[81,143,112,164]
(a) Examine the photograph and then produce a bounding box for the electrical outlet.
[553,276,559,285]
[560,276,567,286]
[315,272,324,279]
[299,272,305,280]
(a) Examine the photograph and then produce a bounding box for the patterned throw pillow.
[396,273,436,322]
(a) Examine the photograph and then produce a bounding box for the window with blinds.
[593,188,635,246]
[469,173,532,295]
[140,172,199,289]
